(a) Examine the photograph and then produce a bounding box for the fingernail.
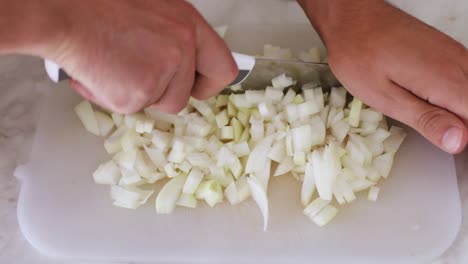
[442,127,462,153]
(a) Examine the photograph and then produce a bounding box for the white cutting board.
[15,9,462,264]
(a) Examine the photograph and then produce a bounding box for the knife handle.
[44,52,256,86]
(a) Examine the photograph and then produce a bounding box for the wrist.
[297,0,382,46]
[0,0,70,58]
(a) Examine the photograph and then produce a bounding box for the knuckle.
[416,108,448,133]
[110,90,148,114]
[175,24,196,46]
[162,45,183,68]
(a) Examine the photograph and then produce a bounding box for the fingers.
[371,80,468,154]
[384,37,468,121]
[190,14,238,99]
[150,45,196,114]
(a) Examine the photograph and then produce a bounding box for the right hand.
[48,0,238,114]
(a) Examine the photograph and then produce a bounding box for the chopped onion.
[303,198,330,219]
[156,173,187,214]
[301,162,315,206]
[78,50,406,229]
[112,186,154,210]
[74,100,100,136]
[93,160,121,185]
[368,186,380,202]
[95,111,115,136]
[247,176,269,231]
[177,193,198,208]
[195,180,224,207]
[311,205,338,227]
[348,98,363,127]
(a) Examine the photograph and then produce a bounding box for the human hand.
[48,0,238,114]
[299,0,468,154]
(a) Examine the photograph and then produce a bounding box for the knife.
[44,52,339,92]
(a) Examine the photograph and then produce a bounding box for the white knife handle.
[230,52,256,86]
[44,52,256,85]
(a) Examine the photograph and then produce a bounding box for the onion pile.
[74,46,406,230]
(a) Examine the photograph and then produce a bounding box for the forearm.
[297,0,381,46]
[0,0,67,57]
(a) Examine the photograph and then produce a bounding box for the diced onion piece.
[258,102,276,120]
[237,111,250,126]
[254,158,272,190]
[311,205,338,227]
[373,152,395,178]
[183,168,204,194]
[189,98,215,121]
[249,116,264,142]
[230,84,243,92]
[220,126,234,140]
[74,100,100,136]
[111,186,154,210]
[303,198,330,218]
[247,176,269,231]
[263,44,293,60]
[151,130,172,151]
[144,146,168,168]
[156,174,187,214]
[301,162,316,206]
[177,193,198,208]
[111,113,123,127]
[215,110,229,128]
[216,95,229,108]
[135,118,154,134]
[349,178,375,192]
[118,148,138,170]
[329,87,347,108]
[268,140,286,163]
[119,168,144,186]
[312,143,341,201]
[164,163,180,178]
[93,160,121,185]
[368,186,380,202]
[104,127,126,154]
[195,180,223,207]
[95,111,115,136]
[245,135,274,174]
[176,161,192,174]
[293,95,305,105]
[145,172,166,184]
[331,120,350,143]
[384,126,407,153]
[231,94,253,109]
[265,86,284,102]
[224,181,238,205]
[285,104,299,123]
[231,118,243,142]
[227,101,238,118]
[298,47,321,63]
[298,101,320,118]
[360,109,383,123]
[294,152,306,166]
[348,98,363,127]
[230,142,251,157]
[273,156,294,176]
[281,89,296,105]
[314,88,325,110]
[245,90,266,104]
[185,152,212,168]
[168,139,185,163]
[272,73,294,90]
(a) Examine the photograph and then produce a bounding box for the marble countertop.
[1,1,468,263]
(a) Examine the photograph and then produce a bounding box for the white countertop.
[0,1,467,263]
